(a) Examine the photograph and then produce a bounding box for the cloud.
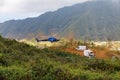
[111,0,120,4]
[1,0,87,13]
[0,0,88,22]
[0,0,4,6]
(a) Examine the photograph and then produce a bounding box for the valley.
[19,38,120,59]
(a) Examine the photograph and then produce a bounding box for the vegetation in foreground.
[0,36,120,80]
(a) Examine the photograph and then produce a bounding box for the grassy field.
[0,36,120,80]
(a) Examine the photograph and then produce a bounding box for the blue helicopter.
[35,37,60,43]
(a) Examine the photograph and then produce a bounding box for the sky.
[0,0,88,22]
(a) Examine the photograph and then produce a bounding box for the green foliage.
[86,59,120,73]
[0,66,29,80]
[0,36,120,80]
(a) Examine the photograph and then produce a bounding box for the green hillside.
[0,36,120,80]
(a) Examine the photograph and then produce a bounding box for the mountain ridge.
[0,0,120,40]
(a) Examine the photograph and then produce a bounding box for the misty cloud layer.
[0,0,87,22]
[0,0,4,6]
